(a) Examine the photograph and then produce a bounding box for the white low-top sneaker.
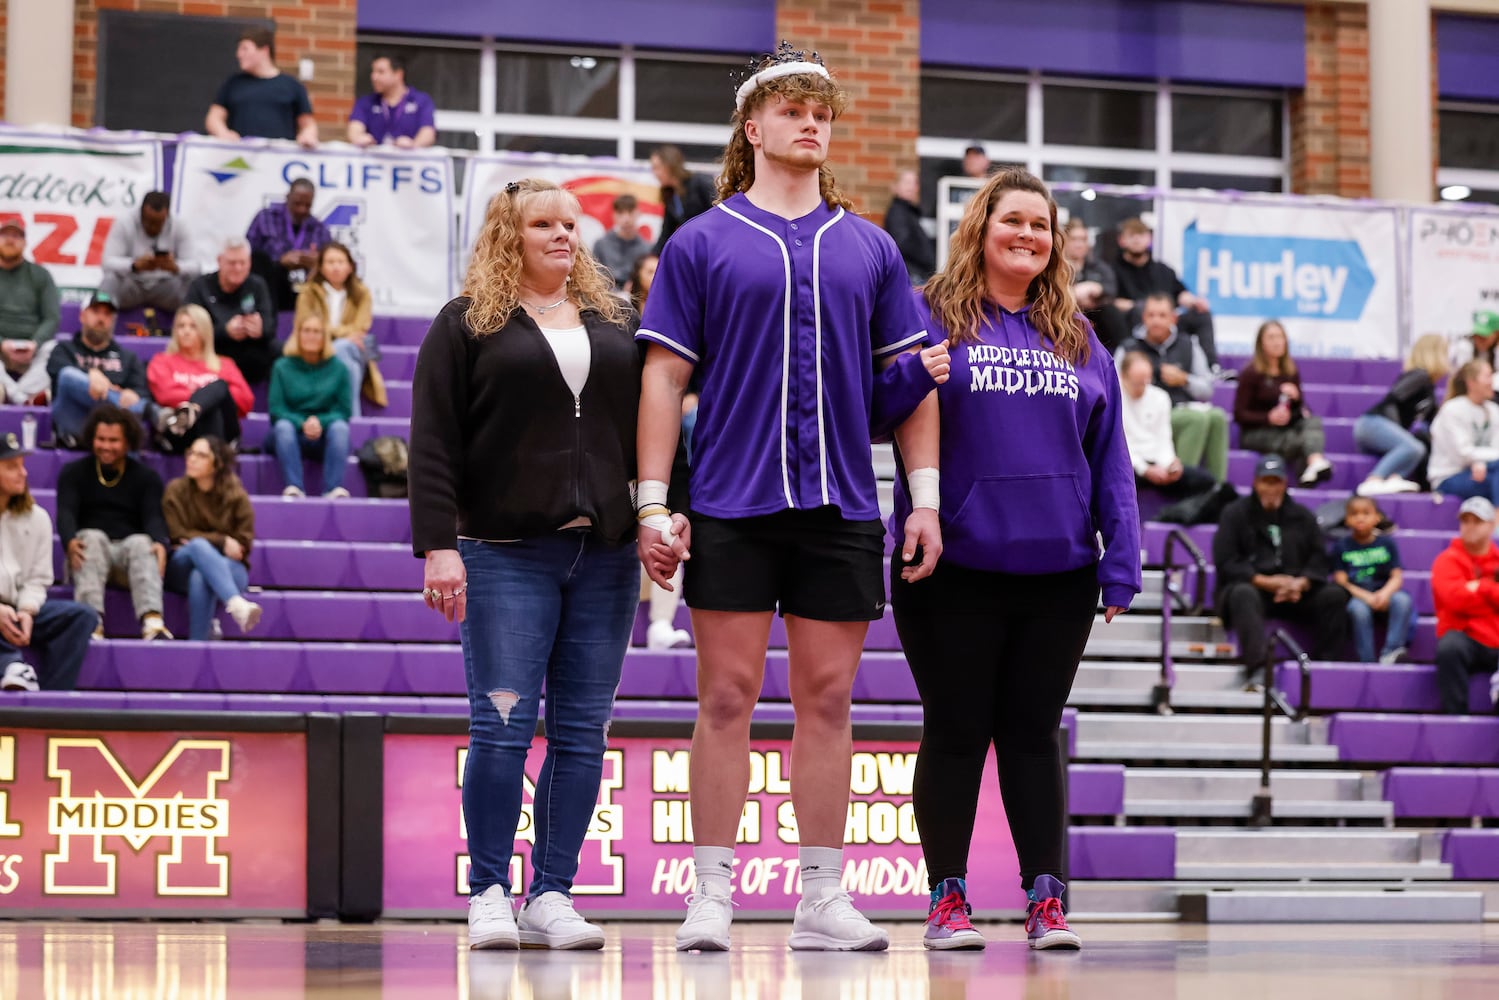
[517,891,605,950]
[787,890,889,951]
[468,884,518,950]
[675,886,734,951]
[1,660,39,692]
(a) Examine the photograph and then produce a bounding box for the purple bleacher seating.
[1217,356,1403,387]
[23,490,408,543]
[1068,764,1126,816]
[1329,713,1499,765]
[1212,382,1384,419]
[1278,662,1492,714]
[1382,768,1499,818]
[1068,828,1175,879]
[1442,829,1499,879]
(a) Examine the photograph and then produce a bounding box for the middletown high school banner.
[1157,193,1403,359]
[1407,207,1499,343]
[0,130,161,294]
[172,138,454,316]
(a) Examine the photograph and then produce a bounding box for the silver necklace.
[524,295,569,315]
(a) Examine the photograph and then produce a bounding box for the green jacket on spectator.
[268,355,352,428]
[0,260,60,344]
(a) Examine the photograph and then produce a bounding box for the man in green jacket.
[0,219,61,404]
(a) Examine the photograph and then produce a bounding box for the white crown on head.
[735,42,831,110]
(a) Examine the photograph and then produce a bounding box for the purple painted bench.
[1278,661,1493,714]
[1068,827,1175,879]
[1068,764,1125,816]
[1329,713,1499,765]
[1382,768,1499,818]
[1442,829,1499,879]
[25,490,409,543]
[1212,382,1384,419]
[1218,356,1403,386]
[47,539,418,591]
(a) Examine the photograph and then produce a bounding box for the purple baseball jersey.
[348,88,436,144]
[639,192,926,520]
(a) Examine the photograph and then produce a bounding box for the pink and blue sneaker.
[1025,875,1081,950]
[923,878,985,951]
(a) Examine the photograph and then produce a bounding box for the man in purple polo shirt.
[347,53,437,149]
[245,178,331,311]
[636,45,942,953]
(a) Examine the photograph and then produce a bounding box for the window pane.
[1171,172,1282,193]
[1043,164,1153,187]
[1043,85,1153,149]
[495,52,619,119]
[355,42,481,113]
[636,59,743,125]
[1172,93,1282,157]
[494,134,620,158]
[636,141,726,167]
[436,129,480,151]
[920,75,1026,142]
[1452,188,1499,206]
[1440,109,1499,170]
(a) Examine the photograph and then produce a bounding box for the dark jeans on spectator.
[156,379,243,452]
[0,600,97,690]
[1137,463,1217,500]
[251,250,299,312]
[1434,631,1499,714]
[1219,581,1350,677]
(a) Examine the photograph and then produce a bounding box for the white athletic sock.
[649,566,683,625]
[693,846,735,896]
[799,846,843,902]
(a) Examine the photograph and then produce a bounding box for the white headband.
[735,61,831,110]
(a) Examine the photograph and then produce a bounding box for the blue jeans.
[165,538,251,640]
[333,338,366,418]
[458,533,639,899]
[0,600,96,690]
[1353,414,1426,481]
[1436,461,1499,504]
[272,418,350,493]
[50,366,149,442]
[1345,590,1414,662]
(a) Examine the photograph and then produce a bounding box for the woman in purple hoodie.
[882,168,1140,952]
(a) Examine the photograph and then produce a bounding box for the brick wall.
[776,0,920,219]
[1292,2,1372,197]
[71,0,356,133]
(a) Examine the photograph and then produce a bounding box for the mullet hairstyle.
[922,167,1089,363]
[462,179,626,336]
[1251,320,1298,379]
[718,59,854,211]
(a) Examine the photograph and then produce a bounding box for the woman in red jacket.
[147,304,255,452]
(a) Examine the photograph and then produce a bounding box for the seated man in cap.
[0,217,61,405]
[1212,454,1350,682]
[45,291,152,449]
[1431,495,1499,714]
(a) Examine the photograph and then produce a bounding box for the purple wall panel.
[1437,15,1499,102]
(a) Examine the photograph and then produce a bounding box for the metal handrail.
[1153,528,1209,715]
[1250,627,1313,827]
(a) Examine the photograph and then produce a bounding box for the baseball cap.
[963,141,986,156]
[85,290,118,313]
[0,432,25,460]
[1473,311,1499,338]
[1459,496,1495,522]
[0,218,23,236]
[1254,454,1287,481]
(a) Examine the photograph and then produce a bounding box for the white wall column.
[5,0,75,127]
[1367,0,1434,202]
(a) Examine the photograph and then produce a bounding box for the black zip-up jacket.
[1212,493,1331,607]
[409,298,640,555]
[1365,369,1436,429]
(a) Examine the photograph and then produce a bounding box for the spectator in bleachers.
[0,433,96,693]
[883,171,935,285]
[205,28,317,148]
[1431,495,1499,714]
[1213,454,1349,682]
[46,291,151,449]
[1333,495,1413,664]
[1355,333,1448,497]
[247,179,330,312]
[626,253,658,317]
[185,237,278,388]
[593,194,652,291]
[98,191,198,315]
[269,313,352,499]
[1113,217,1222,371]
[0,218,60,405]
[1115,293,1228,482]
[1119,350,1217,499]
[1063,218,1125,352]
[1427,358,1499,504]
[1449,312,1499,393]
[57,405,171,641]
[1233,320,1333,486]
[960,142,992,179]
[650,145,717,254]
[293,242,380,418]
[146,305,253,452]
[347,53,436,149]
[162,436,262,640]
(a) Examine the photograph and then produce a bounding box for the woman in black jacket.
[1353,333,1450,497]
[409,178,640,953]
[650,145,717,253]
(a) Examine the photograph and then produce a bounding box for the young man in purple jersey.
[635,45,945,952]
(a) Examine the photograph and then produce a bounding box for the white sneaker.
[468,885,519,950]
[1300,456,1333,485]
[225,596,263,634]
[646,619,693,650]
[324,486,351,499]
[1,660,38,692]
[675,886,734,951]
[282,485,305,498]
[1387,477,1421,493]
[141,614,173,641]
[787,890,889,951]
[517,891,605,950]
[1356,477,1398,497]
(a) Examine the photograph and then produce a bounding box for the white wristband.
[907,467,940,511]
[637,479,670,511]
[639,511,677,546]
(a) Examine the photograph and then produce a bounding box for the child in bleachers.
[1332,495,1413,664]
[1354,333,1448,497]
[1428,358,1499,503]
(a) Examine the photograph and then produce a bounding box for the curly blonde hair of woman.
[922,167,1090,365]
[462,179,626,335]
[718,61,855,212]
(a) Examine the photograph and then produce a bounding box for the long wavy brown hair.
[922,168,1089,363]
[718,63,855,211]
[463,179,626,335]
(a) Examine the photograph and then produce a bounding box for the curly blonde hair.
[922,168,1089,363]
[463,179,626,335]
[718,62,854,211]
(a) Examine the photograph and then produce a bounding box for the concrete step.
[1090,614,1224,643]
[1178,889,1483,922]
[1122,768,1391,820]
[1070,879,1499,920]
[1076,713,1328,747]
[1174,830,1445,876]
[1070,662,1259,709]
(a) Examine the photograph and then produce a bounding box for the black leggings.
[891,561,1097,892]
[158,379,242,452]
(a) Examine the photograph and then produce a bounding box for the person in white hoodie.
[1429,358,1499,503]
[0,434,97,692]
[1119,350,1219,499]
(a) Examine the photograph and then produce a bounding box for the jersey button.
[795,239,803,247]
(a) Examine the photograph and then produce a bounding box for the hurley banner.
[1157,193,1403,359]
[172,138,455,316]
[1407,207,1499,342]
[0,129,161,294]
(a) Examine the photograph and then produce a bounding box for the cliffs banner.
[461,154,663,271]
[172,138,454,316]
[1157,194,1402,358]
[0,130,161,293]
[1407,207,1499,343]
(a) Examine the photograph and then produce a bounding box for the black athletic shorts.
[682,507,887,621]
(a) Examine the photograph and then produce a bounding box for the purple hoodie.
[887,291,1142,608]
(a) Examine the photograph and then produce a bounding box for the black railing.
[1154,528,1209,715]
[1250,627,1314,827]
